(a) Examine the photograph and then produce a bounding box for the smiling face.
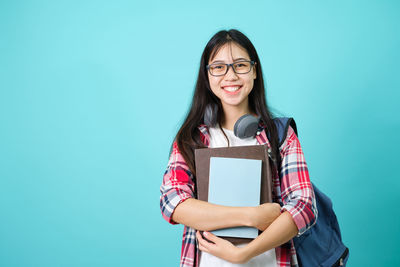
[207,42,256,113]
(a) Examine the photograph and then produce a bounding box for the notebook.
[208,157,262,238]
[194,145,273,245]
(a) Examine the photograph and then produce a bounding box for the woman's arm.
[161,141,281,231]
[278,126,317,235]
[242,211,298,261]
[196,211,297,264]
[173,198,281,232]
[196,127,317,263]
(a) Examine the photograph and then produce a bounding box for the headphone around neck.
[203,104,260,139]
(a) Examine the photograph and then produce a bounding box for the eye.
[235,62,249,68]
[210,64,226,70]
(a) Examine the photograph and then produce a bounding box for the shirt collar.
[198,123,271,148]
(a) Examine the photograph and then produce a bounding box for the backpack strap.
[271,117,298,174]
[273,117,298,147]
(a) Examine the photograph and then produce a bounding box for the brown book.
[194,145,273,245]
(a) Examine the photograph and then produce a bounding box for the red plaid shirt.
[160,124,317,267]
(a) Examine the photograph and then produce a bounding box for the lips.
[222,85,242,95]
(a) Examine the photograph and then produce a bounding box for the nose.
[224,64,239,80]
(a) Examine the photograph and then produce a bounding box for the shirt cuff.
[281,203,308,236]
[162,188,193,225]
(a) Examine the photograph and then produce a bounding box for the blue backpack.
[273,118,349,267]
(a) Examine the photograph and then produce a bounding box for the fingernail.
[203,231,208,236]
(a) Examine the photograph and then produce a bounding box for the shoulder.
[170,124,209,152]
[280,125,301,153]
[286,125,297,141]
[168,124,209,163]
[168,141,185,164]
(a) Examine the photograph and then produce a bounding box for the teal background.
[0,1,399,266]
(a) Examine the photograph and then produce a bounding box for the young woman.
[160,29,317,267]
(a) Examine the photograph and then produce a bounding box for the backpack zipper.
[332,247,349,266]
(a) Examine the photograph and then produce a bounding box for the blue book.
[208,157,262,238]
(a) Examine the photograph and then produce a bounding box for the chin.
[221,100,247,108]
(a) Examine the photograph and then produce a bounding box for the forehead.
[209,42,250,63]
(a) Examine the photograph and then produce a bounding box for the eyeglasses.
[206,60,255,76]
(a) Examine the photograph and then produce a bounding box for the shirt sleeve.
[160,141,195,225]
[279,126,317,235]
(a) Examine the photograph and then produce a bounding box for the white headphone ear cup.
[234,114,259,138]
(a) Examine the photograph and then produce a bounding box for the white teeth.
[224,86,240,92]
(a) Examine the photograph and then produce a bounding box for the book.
[208,157,262,238]
[194,145,273,245]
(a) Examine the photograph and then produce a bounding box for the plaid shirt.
[160,124,317,267]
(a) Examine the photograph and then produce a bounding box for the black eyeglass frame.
[206,60,256,77]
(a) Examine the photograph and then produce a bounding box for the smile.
[222,85,242,95]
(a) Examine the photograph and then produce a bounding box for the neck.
[220,102,253,131]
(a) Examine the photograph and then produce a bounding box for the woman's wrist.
[242,207,256,228]
[236,245,253,264]
[245,203,281,230]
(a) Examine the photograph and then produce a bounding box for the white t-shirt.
[199,126,277,267]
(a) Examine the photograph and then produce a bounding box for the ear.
[253,62,257,79]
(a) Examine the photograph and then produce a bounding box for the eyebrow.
[211,57,250,64]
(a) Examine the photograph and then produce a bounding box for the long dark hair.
[175,29,279,176]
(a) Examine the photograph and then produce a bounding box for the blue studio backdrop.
[0,1,399,266]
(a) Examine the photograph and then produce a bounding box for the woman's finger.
[198,243,209,253]
[203,231,220,243]
[196,230,205,242]
[196,231,212,249]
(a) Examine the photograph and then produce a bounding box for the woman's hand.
[250,203,281,231]
[196,231,249,264]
